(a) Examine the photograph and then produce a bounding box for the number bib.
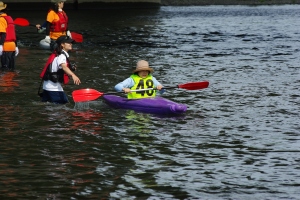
[128,74,156,99]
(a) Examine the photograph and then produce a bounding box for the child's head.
[55,35,75,53]
[133,60,154,78]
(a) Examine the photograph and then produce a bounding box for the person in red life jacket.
[41,35,80,104]
[44,0,72,52]
[0,1,19,71]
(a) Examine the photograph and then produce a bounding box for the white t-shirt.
[43,51,69,91]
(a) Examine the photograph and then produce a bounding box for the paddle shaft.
[72,81,209,102]
[104,86,177,95]
[14,18,83,43]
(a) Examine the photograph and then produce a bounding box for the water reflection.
[71,108,103,135]
[125,110,152,135]
[0,71,19,92]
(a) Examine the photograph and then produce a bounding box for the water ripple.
[1,5,300,199]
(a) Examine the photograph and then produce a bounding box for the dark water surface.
[1,5,299,199]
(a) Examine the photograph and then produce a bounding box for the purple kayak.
[103,95,187,115]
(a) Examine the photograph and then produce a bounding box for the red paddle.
[14,18,83,43]
[72,81,209,103]
[14,18,31,26]
[69,32,83,43]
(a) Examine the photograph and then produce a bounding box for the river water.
[0,5,299,199]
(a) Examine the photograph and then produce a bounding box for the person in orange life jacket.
[41,35,80,104]
[44,0,72,52]
[114,60,164,99]
[0,1,19,71]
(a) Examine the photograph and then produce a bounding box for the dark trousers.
[41,90,69,104]
[1,51,16,70]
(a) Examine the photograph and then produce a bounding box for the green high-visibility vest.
[127,74,156,99]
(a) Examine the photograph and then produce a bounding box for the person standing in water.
[44,0,72,52]
[41,35,80,104]
[0,1,19,70]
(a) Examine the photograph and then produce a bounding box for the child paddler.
[115,60,164,99]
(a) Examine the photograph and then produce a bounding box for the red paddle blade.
[72,89,103,102]
[71,32,83,43]
[14,18,29,26]
[178,81,209,90]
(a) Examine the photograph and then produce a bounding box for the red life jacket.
[40,52,70,85]
[2,16,16,42]
[40,53,56,79]
[50,10,68,32]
